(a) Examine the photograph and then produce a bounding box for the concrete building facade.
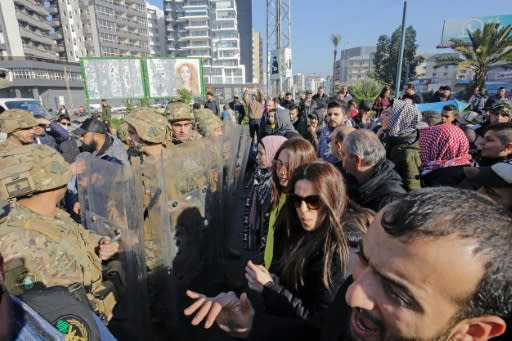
[164,0,246,84]
[235,0,252,84]
[0,0,58,60]
[252,31,263,85]
[147,3,166,56]
[335,46,376,85]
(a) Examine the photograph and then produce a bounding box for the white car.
[0,98,52,119]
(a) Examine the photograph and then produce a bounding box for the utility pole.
[266,0,291,97]
[394,0,408,99]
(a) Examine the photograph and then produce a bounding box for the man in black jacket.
[184,188,512,341]
[204,92,220,116]
[339,129,406,211]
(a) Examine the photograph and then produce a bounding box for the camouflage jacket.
[0,205,104,295]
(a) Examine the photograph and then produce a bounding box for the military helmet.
[124,107,169,144]
[165,102,194,122]
[116,121,130,143]
[195,108,222,137]
[0,144,71,200]
[0,109,37,134]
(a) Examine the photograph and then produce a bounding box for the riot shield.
[162,137,227,338]
[221,121,243,193]
[137,155,177,339]
[234,127,252,189]
[76,154,151,341]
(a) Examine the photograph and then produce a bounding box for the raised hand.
[184,290,254,338]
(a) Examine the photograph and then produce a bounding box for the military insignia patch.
[5,176,32,198]
[54,315,90,341]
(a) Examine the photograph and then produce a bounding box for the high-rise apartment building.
[335,46,376,85]
[147,3,166,56]
[252,31,262,85]
[164,0,246,84]
[79,0,150,57]
[235,0,252,83]
[0,0,58,60]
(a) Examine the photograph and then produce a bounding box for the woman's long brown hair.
[271,137,317,209]
[278,161,350,290]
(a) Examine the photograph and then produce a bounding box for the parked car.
[0,98,52,118]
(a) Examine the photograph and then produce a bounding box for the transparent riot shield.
[161,138,226,338]
[234,127,252,189]
[137,155,177,339]
[221,121,243,193]
[76,154,151,341]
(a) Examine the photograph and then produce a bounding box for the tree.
[350,79,386,104]
[435,22,512,90]
[372,26,423,89]
[331,34,342,84]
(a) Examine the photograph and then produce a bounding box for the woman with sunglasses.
[262,137,317,269]
[246,161,368,319]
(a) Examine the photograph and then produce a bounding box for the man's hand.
[245,260,273,293]
[184,290,254,338]
[98,237,119,260]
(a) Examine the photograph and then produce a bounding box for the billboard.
[81,57,203,101]
[439,14,512,47]
[269,49,280,80]
[283,47,292,78]
[146,58,202,98]
[82,58,145,100]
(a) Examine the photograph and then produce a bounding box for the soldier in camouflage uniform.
[0,144,119,323]
[123,107,173,270]
[195,108,223,137]
[0,109,37,151]
[165,102,202,144]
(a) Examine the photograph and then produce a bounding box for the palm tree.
[436,22,512,89]
[331,34,342,88]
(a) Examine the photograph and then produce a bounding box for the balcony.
[14,0,50,17]
[16,12,53,31]
[19,26,55,46]
[23,46,59,60]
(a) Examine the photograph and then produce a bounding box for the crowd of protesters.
[1,82,512,341]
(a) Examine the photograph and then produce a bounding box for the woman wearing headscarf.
[246,135,287,253]
[419,123,474,187]
[380,100,422,191]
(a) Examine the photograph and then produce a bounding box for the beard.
[80,140,97,153]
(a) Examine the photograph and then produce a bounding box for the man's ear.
[450,315,506,341]
[354,154,364,169]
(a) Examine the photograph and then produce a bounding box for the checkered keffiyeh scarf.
[388,100,422,137]
[419,124,472,174]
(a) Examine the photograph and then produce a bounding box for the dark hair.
[442,104,457,112]
[484,122,512,145]
[379,86,390,98]
[207,92,214,96]
[288,104,299,112]
[498,86,506,91]
[406,83,415,90]
[58,114,71,122]
[381,187,512,319]
[285,92,292,96]
[272,137,317,209]
[192,102,201,110]
[327,100,346,113]
[278,161,350,289]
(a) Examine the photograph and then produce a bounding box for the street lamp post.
[394,0,408,99]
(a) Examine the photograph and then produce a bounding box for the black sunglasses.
[288,194,322,210]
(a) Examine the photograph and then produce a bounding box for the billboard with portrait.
[439,14,512,47]
[81,57,203,101]
[146,58,202,98]
[81,58,145,100]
